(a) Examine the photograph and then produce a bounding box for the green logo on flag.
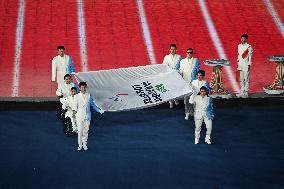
[155,84,168,93]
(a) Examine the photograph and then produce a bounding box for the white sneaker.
[83,145,88,151]
[195,139,199,144]
[77,146,82,151]
[205,139,211,144]
[185,113,189,120]
[169,102,174,109]
[175,101,179,106]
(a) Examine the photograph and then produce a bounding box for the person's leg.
[82,119,90,150]
[169,100,174,109]
[184,96,190,120]
[237,70,245,97]
[240,70,245,95]
[71,117,77,132]
[204,118,212,144]
[77,120,83,150]
[194,118,203,144]
[174,99,179,106]
[244,69,250,97]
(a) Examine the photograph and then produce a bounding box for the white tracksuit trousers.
[77,119,90,147]
[194,116,212,141]
[240,69,250,93]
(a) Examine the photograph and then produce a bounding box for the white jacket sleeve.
[248,46,253,65]
[52,57,57,82]
[162,56,168,66]
[56,84,62,96]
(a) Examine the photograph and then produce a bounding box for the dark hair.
[64,74,71,79]
[197,70,205,76]
[241,34,248,39]
[79,82,87,87]
[187,48,193,52]
[169,44,177,49]
[57,46,65,51]
[71,87,78,91]
[198,86,209,96]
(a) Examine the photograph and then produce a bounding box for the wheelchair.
[63,116,77,137]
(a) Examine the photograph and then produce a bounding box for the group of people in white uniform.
[52,46,104,151]
[51,34,253,148]
[162,34,253,144]
[162,44,213,144]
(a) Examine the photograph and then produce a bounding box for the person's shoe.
[83,145,88,151]
[195,139,199,144]
[169,102,174,109]
[185,113,189,120]
[175,101,179,106]
[205,139,211,144]
[77,146,82,151]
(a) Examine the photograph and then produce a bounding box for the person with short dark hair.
[189,86,214,144]
[52,46,75,85]
[178,48,200,120]
[162,44,182,109]
[72,82,104,151]
[237,34,253,98]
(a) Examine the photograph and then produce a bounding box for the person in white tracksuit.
[177,48,200,120]
[189,86,214,144]
[61,87,78,133]
[237,34,253,98]
[72,82,104,151]
[162,44,182,109]
[52,46,75,85]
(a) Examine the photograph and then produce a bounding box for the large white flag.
[74,64,192,111]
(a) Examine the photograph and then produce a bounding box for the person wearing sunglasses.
[162,44,182,109]
[177,48,200,120]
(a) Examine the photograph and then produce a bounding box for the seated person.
[56,74,79,119]
[56,74,78,98]
[61,87,78,134]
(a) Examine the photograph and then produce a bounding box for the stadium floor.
[0,101,284,189]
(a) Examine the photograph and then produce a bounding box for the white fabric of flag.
[74,64,192,111]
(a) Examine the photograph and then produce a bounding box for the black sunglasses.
[187,51,193,54]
